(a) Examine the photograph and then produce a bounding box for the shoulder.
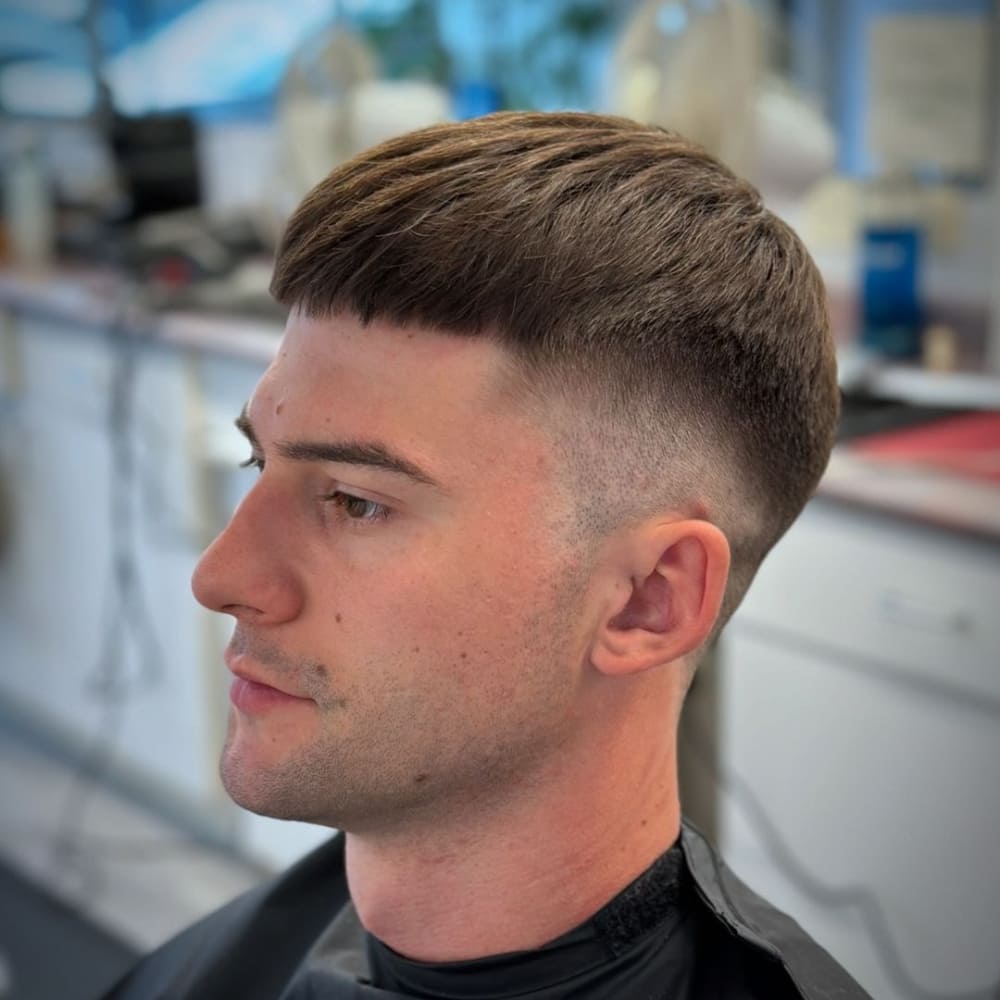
[100,833,348,1000]
[680,822,872,1000]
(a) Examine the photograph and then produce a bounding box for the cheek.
[304,488,572,661]
[446,567,564,682]
[342,540,548,658]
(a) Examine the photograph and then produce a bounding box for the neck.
[345,699,682,963]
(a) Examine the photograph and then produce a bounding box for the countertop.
[0,265,282,365]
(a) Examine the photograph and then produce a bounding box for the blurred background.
[0,1,998,998]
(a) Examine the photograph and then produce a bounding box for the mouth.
[224,649,313,714]
[229,676,312,713]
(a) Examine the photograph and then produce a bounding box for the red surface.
[852,411,1000,484]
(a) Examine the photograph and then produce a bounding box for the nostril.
[221,603,265,620]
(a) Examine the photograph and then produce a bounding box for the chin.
[221,764,310,822]
[218,739,338,826]
[220,740,288,817]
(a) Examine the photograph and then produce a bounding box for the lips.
[230,676,310,713]
[225,649,312,713]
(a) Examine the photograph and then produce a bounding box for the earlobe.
[590,520,730,677]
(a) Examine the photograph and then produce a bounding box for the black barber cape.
[102,823,870,999]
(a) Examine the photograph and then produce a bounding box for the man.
[105,112,869,999]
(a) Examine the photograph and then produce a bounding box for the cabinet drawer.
[729,499,1000,705]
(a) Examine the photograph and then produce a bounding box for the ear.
[590,519,730,677]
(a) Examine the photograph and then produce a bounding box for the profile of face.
[191,312,597,834]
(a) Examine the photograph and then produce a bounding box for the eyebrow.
[235,405,441,489]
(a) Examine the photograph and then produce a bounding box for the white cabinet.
[0,312,262,825]
[712,500,1000,1000]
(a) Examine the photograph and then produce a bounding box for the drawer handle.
[878,589,974,636]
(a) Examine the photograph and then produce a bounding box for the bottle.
[859,171,925,360]
[2,126,54,271]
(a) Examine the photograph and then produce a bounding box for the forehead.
[251,311,552,485]
[274,310,511,393]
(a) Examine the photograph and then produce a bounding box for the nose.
[191,481,304,625]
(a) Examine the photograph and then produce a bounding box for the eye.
[239,455,264,473]
[325,491,390,524]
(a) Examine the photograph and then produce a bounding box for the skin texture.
[191,310,730,962]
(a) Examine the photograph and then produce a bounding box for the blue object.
[860,225,923,359]
[453,80,503,120]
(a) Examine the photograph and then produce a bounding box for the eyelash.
[239,455,390,525]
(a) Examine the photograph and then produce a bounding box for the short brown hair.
[271,111,838,630]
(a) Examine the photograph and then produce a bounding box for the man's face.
[192,312,595,833]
